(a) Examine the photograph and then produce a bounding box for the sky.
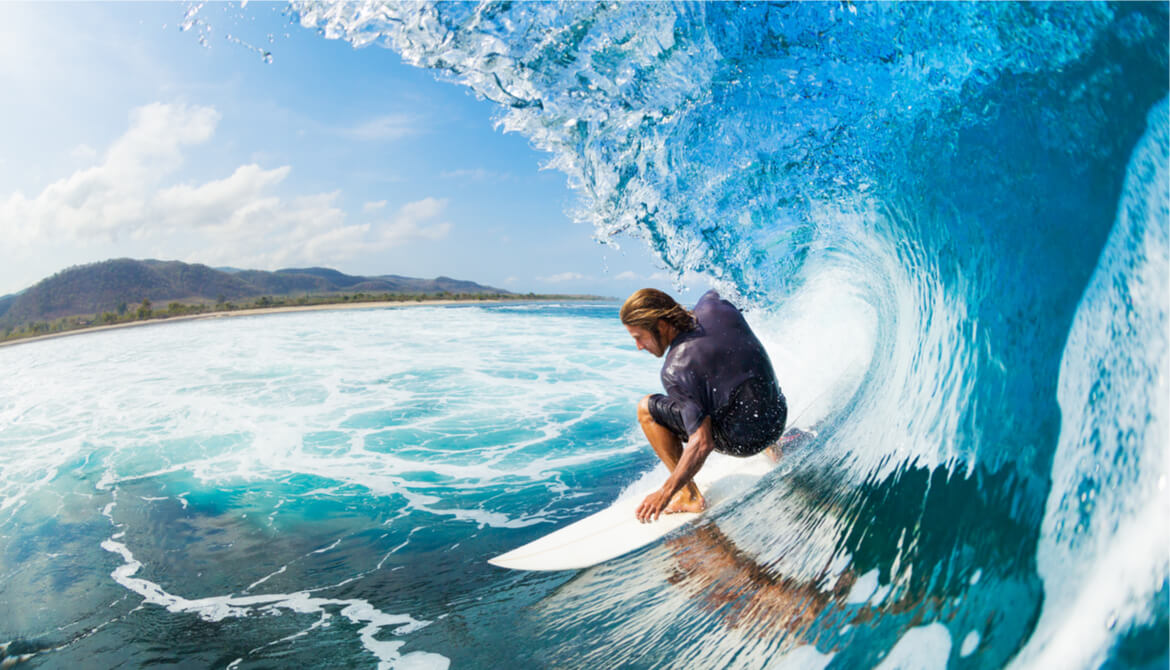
[0,2,707,302]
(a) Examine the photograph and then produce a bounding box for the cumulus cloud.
[615,270,640,281]
[540,271,588,283]
[1,102,451,271]
[379,197,452,246]
[191,196,450,270]
[153,164,292,232]
[3,102,221,242]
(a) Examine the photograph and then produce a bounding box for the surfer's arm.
[637,417,716,522]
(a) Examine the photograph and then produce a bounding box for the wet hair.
[620,288,696,335]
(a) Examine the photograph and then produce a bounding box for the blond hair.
[620,288,695,334]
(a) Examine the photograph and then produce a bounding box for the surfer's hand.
[637,489,671,523]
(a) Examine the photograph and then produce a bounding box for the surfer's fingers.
[637,492,665,522]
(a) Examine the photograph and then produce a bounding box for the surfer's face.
[626,323,667,357]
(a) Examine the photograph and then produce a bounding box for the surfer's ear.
[653,319,666,340]
[654,319,674,348]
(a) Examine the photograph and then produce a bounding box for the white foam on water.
[772,644,834,670]
[247,565,288,591]
[959,630,980,657]
[313,538,343,554]
[0,304,655,528]
[846,569,880,604]
[100,499,449,670]
[748,257,877,432]
[873,622,952,670]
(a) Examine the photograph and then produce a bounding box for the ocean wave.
[290,1,1169,666]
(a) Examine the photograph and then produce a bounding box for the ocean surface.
[3,2,1168,668]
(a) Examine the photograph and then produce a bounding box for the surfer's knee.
[637,395,655,426]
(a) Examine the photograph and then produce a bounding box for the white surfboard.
[488,452,775,571]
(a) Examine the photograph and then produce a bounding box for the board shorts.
[647,378,787,457]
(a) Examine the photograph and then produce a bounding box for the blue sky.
[0,2,706,302]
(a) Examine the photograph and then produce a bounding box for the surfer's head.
[621,289,695,356]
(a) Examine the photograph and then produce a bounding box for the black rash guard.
[656,290,786,455]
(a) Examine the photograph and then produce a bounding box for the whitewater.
[2,2,1167,669]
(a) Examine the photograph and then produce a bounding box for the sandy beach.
[0,298,512,349]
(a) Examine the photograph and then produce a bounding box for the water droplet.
[1105,613,1118,630]
[263,52,273,64]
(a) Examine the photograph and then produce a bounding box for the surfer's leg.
[638,395,704,512]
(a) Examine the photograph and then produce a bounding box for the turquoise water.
[4,2,1170,668]
[1,303,671,667]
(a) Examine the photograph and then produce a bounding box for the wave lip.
[294,1,1125,302]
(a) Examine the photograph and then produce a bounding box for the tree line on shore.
[1,291,607,344]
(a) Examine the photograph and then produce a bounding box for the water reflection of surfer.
[621,289,787,522]
[664,522,855,636]
[658,460,1043,665]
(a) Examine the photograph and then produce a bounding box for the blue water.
[3,2,1169,668]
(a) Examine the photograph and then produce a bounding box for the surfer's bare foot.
[766,442,782,463]
[665,491,705,514]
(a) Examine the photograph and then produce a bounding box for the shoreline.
[0,298,608,349]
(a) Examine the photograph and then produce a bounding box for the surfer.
[622,288,787,523]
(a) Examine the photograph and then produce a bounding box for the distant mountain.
[0,259,511,328]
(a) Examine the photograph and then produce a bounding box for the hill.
[0,259,512,329]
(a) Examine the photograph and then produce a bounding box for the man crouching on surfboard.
[622,288,787,523]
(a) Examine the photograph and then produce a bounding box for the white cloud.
[192,191,358,269]
[154,164,292,232]
[540,272,588,283]
[191,195,449,271]
[615,270,640,281]
[1,102,452,272]
[343,114,419,141]
[2,102,221,242]
[378,197,452,246]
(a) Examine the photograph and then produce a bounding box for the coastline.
[0,298,589,349]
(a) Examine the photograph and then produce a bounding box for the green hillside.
[0,258,513,331]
